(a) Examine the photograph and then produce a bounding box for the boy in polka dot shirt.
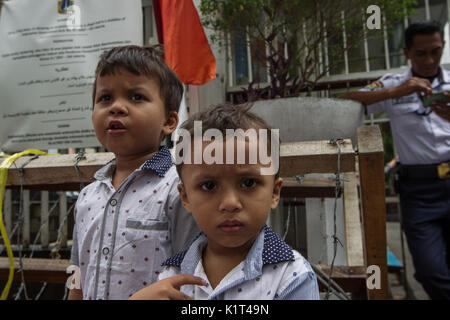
[130,104,319,300]
[68,45,200,300]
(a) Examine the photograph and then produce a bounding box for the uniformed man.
[341,20,450,300]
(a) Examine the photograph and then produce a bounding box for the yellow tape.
[0,149,55,300]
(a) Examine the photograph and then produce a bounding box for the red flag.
[153,0,216,85]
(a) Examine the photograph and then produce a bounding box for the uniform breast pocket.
[391,99,420,115]
[124,211,169,242]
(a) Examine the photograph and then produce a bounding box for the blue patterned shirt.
[158,225,320,300]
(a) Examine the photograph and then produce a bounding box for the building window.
[409,0,427,23]
[348,41,367,73]
[226,0,450,90]
[388,22,406,69]
[367,31,387,71]
[250,37,268,84]
[232,33,249,86]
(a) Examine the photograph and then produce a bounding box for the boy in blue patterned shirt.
[68,45,199,300]
[130,104,319,300]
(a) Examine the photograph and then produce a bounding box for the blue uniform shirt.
[360,67,450,165]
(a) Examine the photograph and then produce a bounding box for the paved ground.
[386,221,430,300]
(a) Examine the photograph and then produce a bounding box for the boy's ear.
[271,177,283,210]
[177,183,192,214]
[162,111,179,136]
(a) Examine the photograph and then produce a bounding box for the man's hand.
[431,91,450,122]
[395,77,432,97]
[129,274,206,300]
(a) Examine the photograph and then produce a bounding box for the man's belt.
[399,162,450,179]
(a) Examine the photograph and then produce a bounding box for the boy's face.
[178,139,283,253]
[92,68,177,158]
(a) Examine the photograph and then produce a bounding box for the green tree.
[200,0,416,100]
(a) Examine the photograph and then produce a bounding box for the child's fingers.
[168,274,206,289]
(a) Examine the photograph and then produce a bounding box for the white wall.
[190,0,227,113]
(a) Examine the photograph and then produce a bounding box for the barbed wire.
[0,149,85,300]
[324,138,346,300]
[34,282,47,300]
[311,263,350,300]
[3,146,353,300]
[14,199,60,300]
[11,155,61,300]
[51,202,75,260]
[286,150,350,300]
[73,150,86,191]
[282,198,293,241]
[14,157,34,300]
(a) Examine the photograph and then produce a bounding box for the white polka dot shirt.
[159,225,320,300]
[70,147,200,300]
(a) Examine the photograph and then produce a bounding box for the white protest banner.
[0,0,143,152]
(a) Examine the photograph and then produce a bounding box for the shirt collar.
[140,146,173,177]
[162,225,295,278]
[409,66,448,88]
[93,146,173,180]
[436,67,450,87]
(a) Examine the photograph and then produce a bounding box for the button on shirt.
[360,67,450,165]
[158,225,320,300]
[70,147,200,300]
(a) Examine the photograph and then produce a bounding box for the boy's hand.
[129,274,206,300]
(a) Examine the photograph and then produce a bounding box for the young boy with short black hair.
[68,45,199,300]
[130,103,319,300]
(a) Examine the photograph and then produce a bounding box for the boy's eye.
[201,181,216,191]
[241,179,257,188]
[131,94,145,101]
[97,94,112,102]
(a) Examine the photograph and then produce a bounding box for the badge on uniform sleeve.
[365,80,384,91]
